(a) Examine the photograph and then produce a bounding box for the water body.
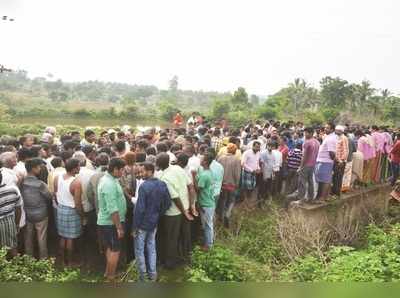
[15,116,168,128]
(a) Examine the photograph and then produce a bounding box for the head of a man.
[252,141,261,153]
[200,153,212,169]
[304,127,314,140]
[108,157,126,178]
[95,153,110,170]
[176,152,189,169]
[0,152,17,169]
[140,162,155,180]
[65,158,81,176]
[325,123,336,135]
[335,125,345,136]
[84,130,96,143]
[25,158,43,177]
[156,153,170,171]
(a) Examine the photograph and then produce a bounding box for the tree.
[250,95,260,107]
[212,99,231,119]
[159,100,179,121]
[320,76,352,108]
[354,80,375,112]
[169,75,179,92]
[231,87,248,106]
[120,103,139,118]
[289,78,307,117]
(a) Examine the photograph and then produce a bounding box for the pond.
[14,116,168,128]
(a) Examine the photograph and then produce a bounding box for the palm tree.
[289,78,307,117]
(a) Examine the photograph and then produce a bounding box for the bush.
[227,215,284,265]
[280,255,324,282]
[188,246,272,282]
[0,248,80,282]
[280,224,400,282]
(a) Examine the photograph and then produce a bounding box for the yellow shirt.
[218,146,242,160]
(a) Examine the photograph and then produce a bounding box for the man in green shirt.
[97,158,127,281]
[196,153,215,251]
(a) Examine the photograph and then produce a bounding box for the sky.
[1,0,400,95]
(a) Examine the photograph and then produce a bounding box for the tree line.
[0,71,399,125]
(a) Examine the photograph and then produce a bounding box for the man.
[183,144,201,182]
[80,129,96,148]
[295,127,319,202]
[196,154,215,251]
[218,137,242,160]
[176,153,197,260]
[286,143,303,195]
[260,141,278,203]
[390,133,400,186]
[133,162,171,281]
[82,145,96,170]
[241,141,261,203]
[371,125,385,183]
[211,129,223,154]
[315,123,337,201]
[270,141,283,196]
[71,152,96,264]
[0,170,22,257]
[0,152,20,186]
[332,125,349,196]
[156,153,193,269]
[20,158,53,259]
[217,143,241,227]
[97,158,127,281]
[208,149,224,212]
[54,158,83,267]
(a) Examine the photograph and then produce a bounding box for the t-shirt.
[303,138,320,167]
[0,184,22,220]
[207,160,224,197]
[287,148,303,170]
[97,173,127,226]
[196,169,215,208]
[316,133,337,164]
[156,165,191,216]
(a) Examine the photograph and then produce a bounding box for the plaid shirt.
[336,135,349,162]
[211,137,224,153]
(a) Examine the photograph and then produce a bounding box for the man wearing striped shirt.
[286,143,303,195]
[0,170,22,257]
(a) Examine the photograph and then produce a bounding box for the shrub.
[280,255,324,282]
[0,248,80,282]
[228,215,284,265]
[280,224,400,282]
[188,246,272,282]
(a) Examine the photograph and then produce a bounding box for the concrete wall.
[288,184,392,238]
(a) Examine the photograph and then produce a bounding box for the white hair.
[0,151,16,168]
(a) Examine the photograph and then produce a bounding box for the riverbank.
[14,116,168,128]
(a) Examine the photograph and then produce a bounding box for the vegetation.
[1,71,399,126]
[0,248,80,282]
[280,224,400,282]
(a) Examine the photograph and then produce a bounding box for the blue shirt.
[133,178,171,231]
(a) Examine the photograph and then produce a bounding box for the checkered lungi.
[241,170,256,191]
[0,213,17,249]
[57,204,82,239]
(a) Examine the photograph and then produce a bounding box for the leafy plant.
[0,248,80,282]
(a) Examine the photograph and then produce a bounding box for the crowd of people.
[0,117,399,281]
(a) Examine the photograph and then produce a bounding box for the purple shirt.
[303,138,320,167]
[241,149,261,172]
[316,133,337,164]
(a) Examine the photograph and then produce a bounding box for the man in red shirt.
[390,133,400,186]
